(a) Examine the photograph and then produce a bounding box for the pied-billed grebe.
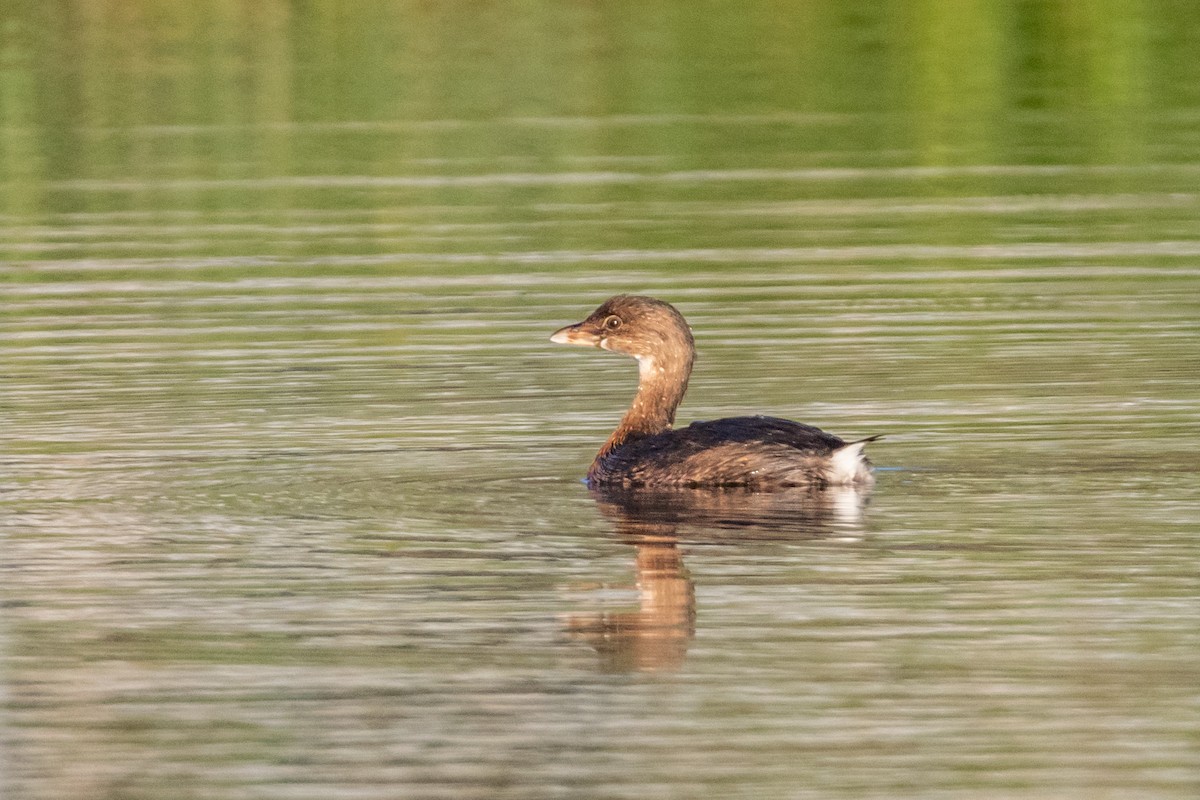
[551,295,877,489]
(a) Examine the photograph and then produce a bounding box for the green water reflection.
[4,1,1200,225]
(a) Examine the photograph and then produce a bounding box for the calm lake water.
[4,3,1199,799]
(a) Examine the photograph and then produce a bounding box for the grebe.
[551,295,877,489]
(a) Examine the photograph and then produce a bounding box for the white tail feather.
[827,439,875,485]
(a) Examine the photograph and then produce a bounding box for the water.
[4,3,1200,799]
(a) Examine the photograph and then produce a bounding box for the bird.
[551,294,877,489]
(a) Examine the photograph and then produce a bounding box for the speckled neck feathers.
[599,343,694,459]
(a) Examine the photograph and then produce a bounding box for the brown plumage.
[551,295,877,489]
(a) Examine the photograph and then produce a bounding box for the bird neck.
[598,347,694,458]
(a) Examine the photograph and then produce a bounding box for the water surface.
[4,3,1199,799]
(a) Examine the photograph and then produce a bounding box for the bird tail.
[828,435,882,485]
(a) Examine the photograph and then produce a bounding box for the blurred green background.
[4,1,1199,239]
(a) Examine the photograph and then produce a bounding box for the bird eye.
[603,315,622,330]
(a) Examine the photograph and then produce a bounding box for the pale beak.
[550,323,601,347]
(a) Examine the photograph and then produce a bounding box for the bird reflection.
[564,529,695,673]
[565,484,869,672]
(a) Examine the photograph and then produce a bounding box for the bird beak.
[550,322,601,347]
